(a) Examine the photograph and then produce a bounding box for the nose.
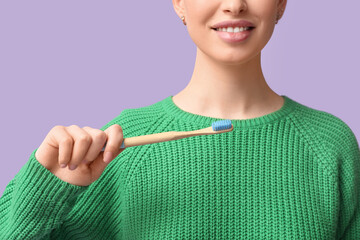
[222,0,248,16]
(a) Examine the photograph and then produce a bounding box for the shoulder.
[290,98,357,145]
[288,98,359,173]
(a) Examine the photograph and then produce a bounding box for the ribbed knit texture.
[0,95,359,239]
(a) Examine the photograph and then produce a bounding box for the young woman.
[0,0,359,239]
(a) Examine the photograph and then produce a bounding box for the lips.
[213,28,254,43]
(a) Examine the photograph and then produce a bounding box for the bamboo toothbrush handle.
[123,125,233,148]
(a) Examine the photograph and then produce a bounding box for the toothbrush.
[101,119,233,151]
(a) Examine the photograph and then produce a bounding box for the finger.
[90,147,125,177]
[52,126,74,168]
[102,124,124,164]
[65,125,92,170]
[81,126,107,164]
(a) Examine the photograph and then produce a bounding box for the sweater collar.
[160,95,298,128]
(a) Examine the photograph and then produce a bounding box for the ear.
[172,0,186,19]
[277,0,287,20]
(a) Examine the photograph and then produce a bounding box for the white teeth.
[227,27,234,32]
[216,27,251,32]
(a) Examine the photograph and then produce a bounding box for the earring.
[181,16,186,25]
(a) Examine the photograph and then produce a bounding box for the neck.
[172,48,284,120]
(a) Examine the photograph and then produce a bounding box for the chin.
[211,49,259,66]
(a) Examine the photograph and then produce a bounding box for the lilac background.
[0,1,359,194]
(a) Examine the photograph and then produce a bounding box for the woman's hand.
[35,124,125,186]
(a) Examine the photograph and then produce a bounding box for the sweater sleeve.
[0,148,89,239]
[337,125,360,239]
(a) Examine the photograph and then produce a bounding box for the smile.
[213,26,255,32]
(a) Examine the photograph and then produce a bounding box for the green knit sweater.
[0,95,359,239]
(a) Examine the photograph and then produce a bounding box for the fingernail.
[69,164,77,170]
[82,159,88,164]
[60,163,67,168]
[103,152,113,163]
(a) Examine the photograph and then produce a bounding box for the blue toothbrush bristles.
[212,119,232,131]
